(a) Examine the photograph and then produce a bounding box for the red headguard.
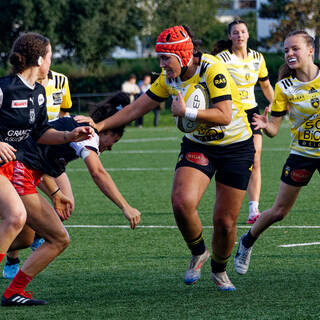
[155,26,194,68]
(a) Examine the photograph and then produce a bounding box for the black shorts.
[245,106,262,135]
[175,137,255,190]
[281,153,320,187]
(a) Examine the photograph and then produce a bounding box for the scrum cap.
[155,26,193,67]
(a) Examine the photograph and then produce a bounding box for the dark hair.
[278,30,315,80]
[182,24,201,54]
[9,32,50,75]
[211,17,248,55]
[90,92,130,136]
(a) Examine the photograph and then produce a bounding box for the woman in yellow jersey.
[234,31,320,275]
[212,18,274,224]
[76,25,254,291]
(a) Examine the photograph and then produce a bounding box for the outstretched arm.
[252,107,283,138]
[84,151,141,229]
[75,93,159,131]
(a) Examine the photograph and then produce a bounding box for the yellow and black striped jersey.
[147,53,251,146]
[272,72,320,158]
[215,49,269,111]
[45,70,72,121]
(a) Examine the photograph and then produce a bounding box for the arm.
[171,91,232,125]
[40,174,74,220]
[259,79,274,109]
[37,126,94,145]
[84,151,141,229]
[90,93,159,132]
[252,107,283,138]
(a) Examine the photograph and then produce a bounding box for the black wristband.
[51,187,60,197]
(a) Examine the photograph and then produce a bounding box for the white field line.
[279,242,320,248]
[65,225,320,229]
[110,147,288,154]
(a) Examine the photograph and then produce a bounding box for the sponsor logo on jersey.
[53,92,63,105]
[11,100,28,108]
[213,74,227,89]
[38,94,45,106]
[5,129,32,142]
[186,152,209,166]
[29,109,35,124]
[290,169,312,183]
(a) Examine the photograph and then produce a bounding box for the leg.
[212,182,246,258]
[251,182,301,237]
[171,166,211,285]
[210,182,246,290]
[3,226,34,279]
[247,133,262,223]
[20,193,70,277]
[172,167,210,241]
[2,192,69,306]
[234,182,301,275]
[0,176,27,258]
[31,172,74,251]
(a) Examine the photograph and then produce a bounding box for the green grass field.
[2,114,320,319]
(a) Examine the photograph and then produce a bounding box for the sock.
[211,254,230,273]
[242,230,257,248]
[249,201,259,218]
[6,256,20,266]
[186,232,206,256]
[0,253,5,264]
[3,270,33,298]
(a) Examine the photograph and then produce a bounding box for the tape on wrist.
[184,108,198,121]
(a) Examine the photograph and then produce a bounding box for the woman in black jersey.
[0,32,93,306]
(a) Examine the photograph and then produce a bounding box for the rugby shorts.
[0,161,42,195]
[245,106,262,135]
[281,153,320,187]
[175,137,255,190]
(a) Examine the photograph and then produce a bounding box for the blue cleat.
[31,237,45,251]
[3,263,19,279]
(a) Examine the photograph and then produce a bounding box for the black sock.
[186,232,206,256]
[6,256,20,266]
[211,255,230,273]
[242,230,257,248]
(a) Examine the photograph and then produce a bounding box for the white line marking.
[121,137,179,143]
[65,225,320,229]
[110,148,288,154]
[279,242,320,248]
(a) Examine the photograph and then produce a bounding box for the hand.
[266,103,272,113]
[66,126,94,142]
[252,107,269,130]
[74,115,96,128]
[51,190,74,221]
[0,142,16,163]
[122,206,141,229]
[171,92,186,117]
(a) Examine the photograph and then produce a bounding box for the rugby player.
[213,18,274,224]
[76,25,254,291]
[234,31,320,275]
[1,92,141,306]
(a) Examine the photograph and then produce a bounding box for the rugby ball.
[174,83,208,133]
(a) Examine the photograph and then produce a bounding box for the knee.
[6,210,27,232]
[272,207,288,222]
[213,216,236,235]
[172,194,195,217]
[50,230,70,253]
